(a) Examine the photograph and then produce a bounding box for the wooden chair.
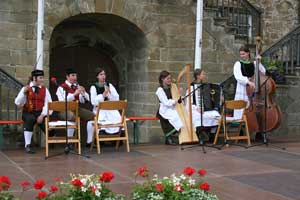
[213,100,251,146]
[45,101,81,158]
[91,100,130,154]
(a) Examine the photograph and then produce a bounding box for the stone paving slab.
[0,141,300,200]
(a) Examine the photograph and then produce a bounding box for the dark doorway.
[49,46,119,102]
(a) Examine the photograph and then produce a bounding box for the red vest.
[24,86,46,112]
[61,82,79,101]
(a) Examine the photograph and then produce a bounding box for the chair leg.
[45,127,49,158]
[235,124,242,144]
[244,117,251,146]
[213,119,222,145]
[125,125,130,152]
[77,123,81,155]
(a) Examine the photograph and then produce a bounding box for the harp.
[171,64,198,144]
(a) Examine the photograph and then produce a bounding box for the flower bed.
[0,167,218,200]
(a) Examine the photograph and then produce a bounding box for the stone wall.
[249,0,299,46]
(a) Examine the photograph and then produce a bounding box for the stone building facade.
[0,0,299,143]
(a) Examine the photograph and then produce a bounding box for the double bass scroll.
[171,64,198,144]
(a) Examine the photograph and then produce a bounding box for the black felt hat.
[31,69,44,77]
[66,68,77,75]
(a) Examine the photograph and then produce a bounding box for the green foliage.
[261,57,284,74]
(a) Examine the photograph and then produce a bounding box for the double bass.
[171,64,198,144]
[246,36,282,132]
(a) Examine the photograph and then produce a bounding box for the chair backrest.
[48,101,78,112]
[224,100,247,110]
[96,100,127,123]
[47,101,79,121]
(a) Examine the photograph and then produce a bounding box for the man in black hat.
[56,68,94,138]
[15,69,52,153]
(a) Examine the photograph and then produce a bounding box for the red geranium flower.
[198,169,207,176]
[50,185,58,193]
[138,166,148,177]
[183,167,196,176]
[72,178,83,188]
[155,183,164,192]
[174,183,184,192]
[200,182,210,191]
[100,171,114,182]
[33,180,45,190]
[54,177,61,182]
[0,176,11,190]
[20,180,30,188]
[36,191,47,199]
[91,185,97,194]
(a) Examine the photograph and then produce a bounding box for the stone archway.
[49,13,148,114]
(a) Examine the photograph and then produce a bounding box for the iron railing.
[262,26,300,75]
[204,0,262,44]
[0,68,23,121]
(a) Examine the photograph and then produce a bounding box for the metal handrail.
[0,67,23,120]
[262,26,300,74]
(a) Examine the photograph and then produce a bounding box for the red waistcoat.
[23,86,46,112]
[61,82,79,101]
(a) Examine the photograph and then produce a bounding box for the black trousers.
[156,111,175,136]
[22,111,45,132]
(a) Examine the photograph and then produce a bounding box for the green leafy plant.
[261,57,285,82]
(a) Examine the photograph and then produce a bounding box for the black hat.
[31,69,44,77]
[66,68,77,75]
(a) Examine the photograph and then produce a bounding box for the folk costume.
[56,68,94,137]
[156,86,183,144]
[188,82,220,128]
[86,82,121,144]
[14,70,52,153]
[233,60,265,119]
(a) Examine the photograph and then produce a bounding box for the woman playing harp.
[156,71,183,145]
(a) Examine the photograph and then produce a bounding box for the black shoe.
[165,136,175,145]
[67,144,74,151]
[25,145,35,154]
[86,143,91,148]
[99,130,106,135]
[49,130,56,137]
[255,132,263,142]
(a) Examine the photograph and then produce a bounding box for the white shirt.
[90,83,119,113]
[56,80,90,103]
[14,82,52,116]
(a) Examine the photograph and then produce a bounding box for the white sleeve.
[15,87,27,106]
[233,61,249,86]
[41,89,53,116]
[156,87,175,107]
[107,84,119,101]
[254,61,266,75]
[90,85,104,106]
[56,86,75,101]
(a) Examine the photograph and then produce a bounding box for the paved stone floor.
[1,136,300,200]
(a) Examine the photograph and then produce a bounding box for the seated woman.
[156,70,183,145]
[86,68,121,147]
[187,69,220,141]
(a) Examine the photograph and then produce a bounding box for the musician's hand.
[247,81,255,89]
[37,115,44,124]
[256,55,262,62]
[178,87,183,96]
[79,86,86,93]
[196,107,203,113]
[23,86,30,94]
[74,89,81,96]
